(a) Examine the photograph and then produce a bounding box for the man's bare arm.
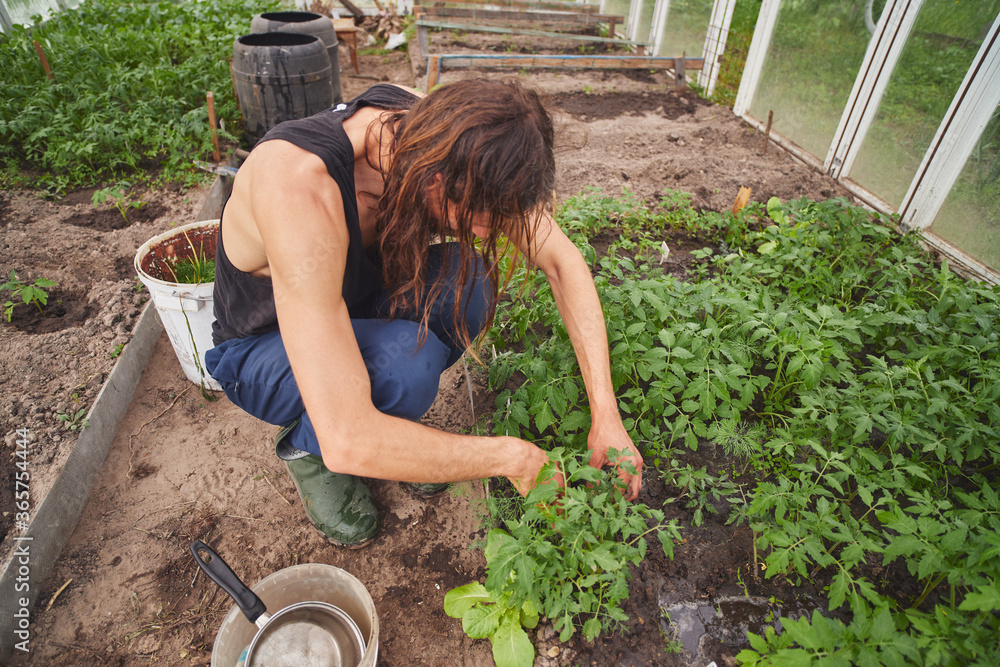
[519,211,643,499]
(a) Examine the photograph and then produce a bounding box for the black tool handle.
[190,540,268,624]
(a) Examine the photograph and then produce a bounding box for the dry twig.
[45,579,73,612]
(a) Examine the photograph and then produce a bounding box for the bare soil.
[3,25,855,667]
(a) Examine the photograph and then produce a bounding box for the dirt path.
[3,27,854,667]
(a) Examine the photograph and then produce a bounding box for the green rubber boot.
[276,424,380,548]
[407,482,450,498]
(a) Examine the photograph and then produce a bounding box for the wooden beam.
[422,0,602,12]
[426,54,442,89]
[432,53,705,70]
[336,0,364,19]
[417,6,623,25]
[416,19,650,46]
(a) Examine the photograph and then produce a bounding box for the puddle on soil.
[660,594,824,661]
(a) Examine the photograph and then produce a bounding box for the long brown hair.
[374,79,556,353]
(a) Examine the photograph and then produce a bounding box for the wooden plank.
[417,6,622,24]
[426,54,442,89]
[416,19,650,45]
[422,0,602,12]
[435,53,705,69]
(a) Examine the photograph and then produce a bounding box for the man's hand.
[587,419,643,500]
[506,438,560,497]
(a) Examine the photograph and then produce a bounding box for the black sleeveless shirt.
[211,84,419,345]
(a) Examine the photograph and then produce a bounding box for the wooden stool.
[333,18,360,75]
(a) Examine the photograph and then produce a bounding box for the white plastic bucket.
[134,220,222,391]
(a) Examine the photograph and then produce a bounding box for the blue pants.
[205,243,491,458]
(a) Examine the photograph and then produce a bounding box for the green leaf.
[520,599,539,629]
[561,410,590,432]
[828,570,849,610]
[485,529,512,563]
[625,321,645,336]
[534,402,555,433]
[490,611,534,667]
[869,607,895,643]
[781,614,823,650]
[958,583,1000,611]
[464,602,504,639]
[766,196,783,217]
[444,582,493,618]
[583,617,602,641]
[588,545,621,572]
[657,528,676,559]
[510,401,530,427]
[747,631,768,652]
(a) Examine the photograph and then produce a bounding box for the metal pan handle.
[190,540,268,626]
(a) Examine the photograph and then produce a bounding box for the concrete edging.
[0,302,163,661]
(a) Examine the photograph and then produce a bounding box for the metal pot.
[191,540,365,667]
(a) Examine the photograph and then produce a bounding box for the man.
[205,79,642,547]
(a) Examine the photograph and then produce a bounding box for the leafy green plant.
[659,611,684,654]
[714,417,766,468]
[444,555,539,667]
[92,181,145,224]
[446,448,682,666]
[2,271,57,321]
[0,0,281,192]
[164,231,215,284]
[660,460,739,526]
[56,407,89,431]
[483,189,1000,662]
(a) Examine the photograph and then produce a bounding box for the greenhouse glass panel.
[638,0,656,43]
[848,0,1000,208]
[656,0,714,57]
[1,0,65,28]
[603,0,636,30]
[615,0,655,43]
[928,108,1000,273]
[748,0,887,160]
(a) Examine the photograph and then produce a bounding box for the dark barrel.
[232,32,334,146]
[251,11,342,105]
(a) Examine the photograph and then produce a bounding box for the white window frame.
[824,0,921,180]
[0,1,14,32]
[626,0,644,42]
[698,0,738,96]
[900,13,1000,284]
[649,0,669,56]
[732,0,780,118]
[900,13,1000,230]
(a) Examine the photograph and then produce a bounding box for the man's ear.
[426,173,445,220]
